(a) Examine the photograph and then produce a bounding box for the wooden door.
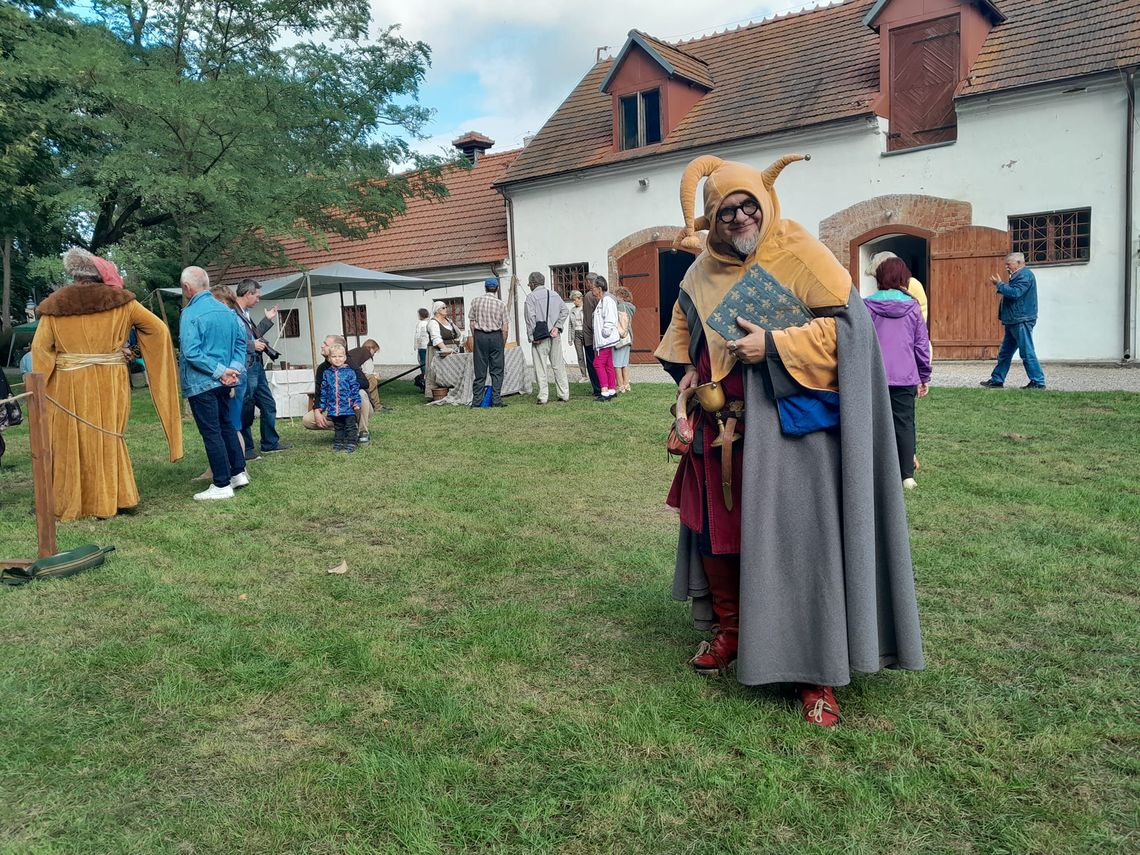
[617,242,662,364]
[889,16,960,151]
[928,225,1008,359]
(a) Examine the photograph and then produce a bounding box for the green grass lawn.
[0,379,1136,854]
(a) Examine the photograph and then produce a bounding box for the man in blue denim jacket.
[179,266,249,500]
[980,252,1046,389]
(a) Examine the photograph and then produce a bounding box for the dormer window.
[600,30,713,154]
[864,0,1005,153]
[620,89,662,150]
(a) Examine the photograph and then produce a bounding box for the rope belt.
[52,353,129,437]
[55,352,127,371]
[1,373,126,438]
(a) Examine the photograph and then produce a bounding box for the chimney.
[452,131,495,164]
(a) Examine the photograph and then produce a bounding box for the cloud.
[368,0,809,154]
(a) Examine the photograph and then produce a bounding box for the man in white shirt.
[523,272,570,405]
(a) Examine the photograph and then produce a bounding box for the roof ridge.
[673,0,856,47]
[630,28,711,68]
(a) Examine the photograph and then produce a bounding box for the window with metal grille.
[1008,208,1091,266]
[549,263,589,300]
[341,305,368,336]
[441,297,465,329]
[279,309,300,338]
[618,89,662,151]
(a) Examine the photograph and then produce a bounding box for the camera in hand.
[260,340,281,362]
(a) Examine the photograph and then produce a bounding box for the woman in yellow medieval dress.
[31,248,182,520]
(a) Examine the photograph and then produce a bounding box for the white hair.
[865,251,898,277]
[180,266,210,292]
[1006,252,1025,263]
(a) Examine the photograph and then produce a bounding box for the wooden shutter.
[889,16,960,151]
[928,226,1009,359]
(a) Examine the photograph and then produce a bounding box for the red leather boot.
[799,685,841,727]
[689,556,740,676]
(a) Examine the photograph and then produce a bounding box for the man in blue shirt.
[179,266,249,500]
[980,252,1046,389]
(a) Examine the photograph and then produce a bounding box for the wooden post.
[24,372,57,558]
[305,273,318,371]
[154,287,171,328]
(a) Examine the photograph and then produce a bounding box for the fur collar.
[38,283,137,317]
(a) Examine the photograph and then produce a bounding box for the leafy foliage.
[0,0,453,307]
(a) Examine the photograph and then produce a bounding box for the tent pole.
[306,274,318,371]
[338,284,347,340]
[352,289,361,349]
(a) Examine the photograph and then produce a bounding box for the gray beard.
[729,232,759,257]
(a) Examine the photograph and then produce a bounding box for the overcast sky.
[367,0,820,158]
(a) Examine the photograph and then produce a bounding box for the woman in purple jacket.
[865,257,931,489]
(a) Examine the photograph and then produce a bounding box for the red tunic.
[666,345,745,555]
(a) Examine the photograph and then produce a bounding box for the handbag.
[1,544,115,587]
[2,399,21,428]
[667,407,697,460]
[532,291,554,341]
[617,308,633,348]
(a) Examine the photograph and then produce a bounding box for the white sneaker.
[230,471,250,489]
[194,483,235,501]
[902,478,918,490]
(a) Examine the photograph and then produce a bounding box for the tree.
[0,1,76,328]
[3,0,453,289]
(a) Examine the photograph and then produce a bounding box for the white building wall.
[505,76,1138,361]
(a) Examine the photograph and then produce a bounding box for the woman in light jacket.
[590,276,621,401]
[424,301,461,400]
[568,290,589,382]
[864,257,931,490]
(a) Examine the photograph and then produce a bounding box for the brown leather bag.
[667,409,697,459]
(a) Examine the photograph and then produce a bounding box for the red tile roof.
[627,30,715,90]
[963,0,1140,95]
[500,1,880,186]
[215,148,519,286]
[499,0,1140,187]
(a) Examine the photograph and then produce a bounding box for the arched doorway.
[851,223,1007,359]
[853,231,931,297]
[613,237,696,363]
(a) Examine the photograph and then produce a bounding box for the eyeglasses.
[717,199,760,224]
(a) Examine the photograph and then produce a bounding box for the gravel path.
[629,361,1140,392]
[378,360,1140,393]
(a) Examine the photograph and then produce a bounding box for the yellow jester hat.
[672,153,851,311]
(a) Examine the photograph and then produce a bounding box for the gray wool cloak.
[671,286,925,687]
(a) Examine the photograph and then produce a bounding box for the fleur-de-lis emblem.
[746,286,758,296]
[759,314,770,325]
[711,312,723,324]
[745,302,755,313]
[761,298,772,309]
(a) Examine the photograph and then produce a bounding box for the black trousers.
[331,413,358,447]
[583,343,601,396]
[471,330,505,404]
[888,385,917,479]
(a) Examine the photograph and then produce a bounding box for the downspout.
[1124,68,1136,362]
[504,193,521,345]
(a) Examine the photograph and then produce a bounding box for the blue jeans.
[241,360,281,451]
[189,386,246,488]
[990,321,1045,386]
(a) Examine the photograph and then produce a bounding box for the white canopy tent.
[257,263,473,368]
[165,263,479,369]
